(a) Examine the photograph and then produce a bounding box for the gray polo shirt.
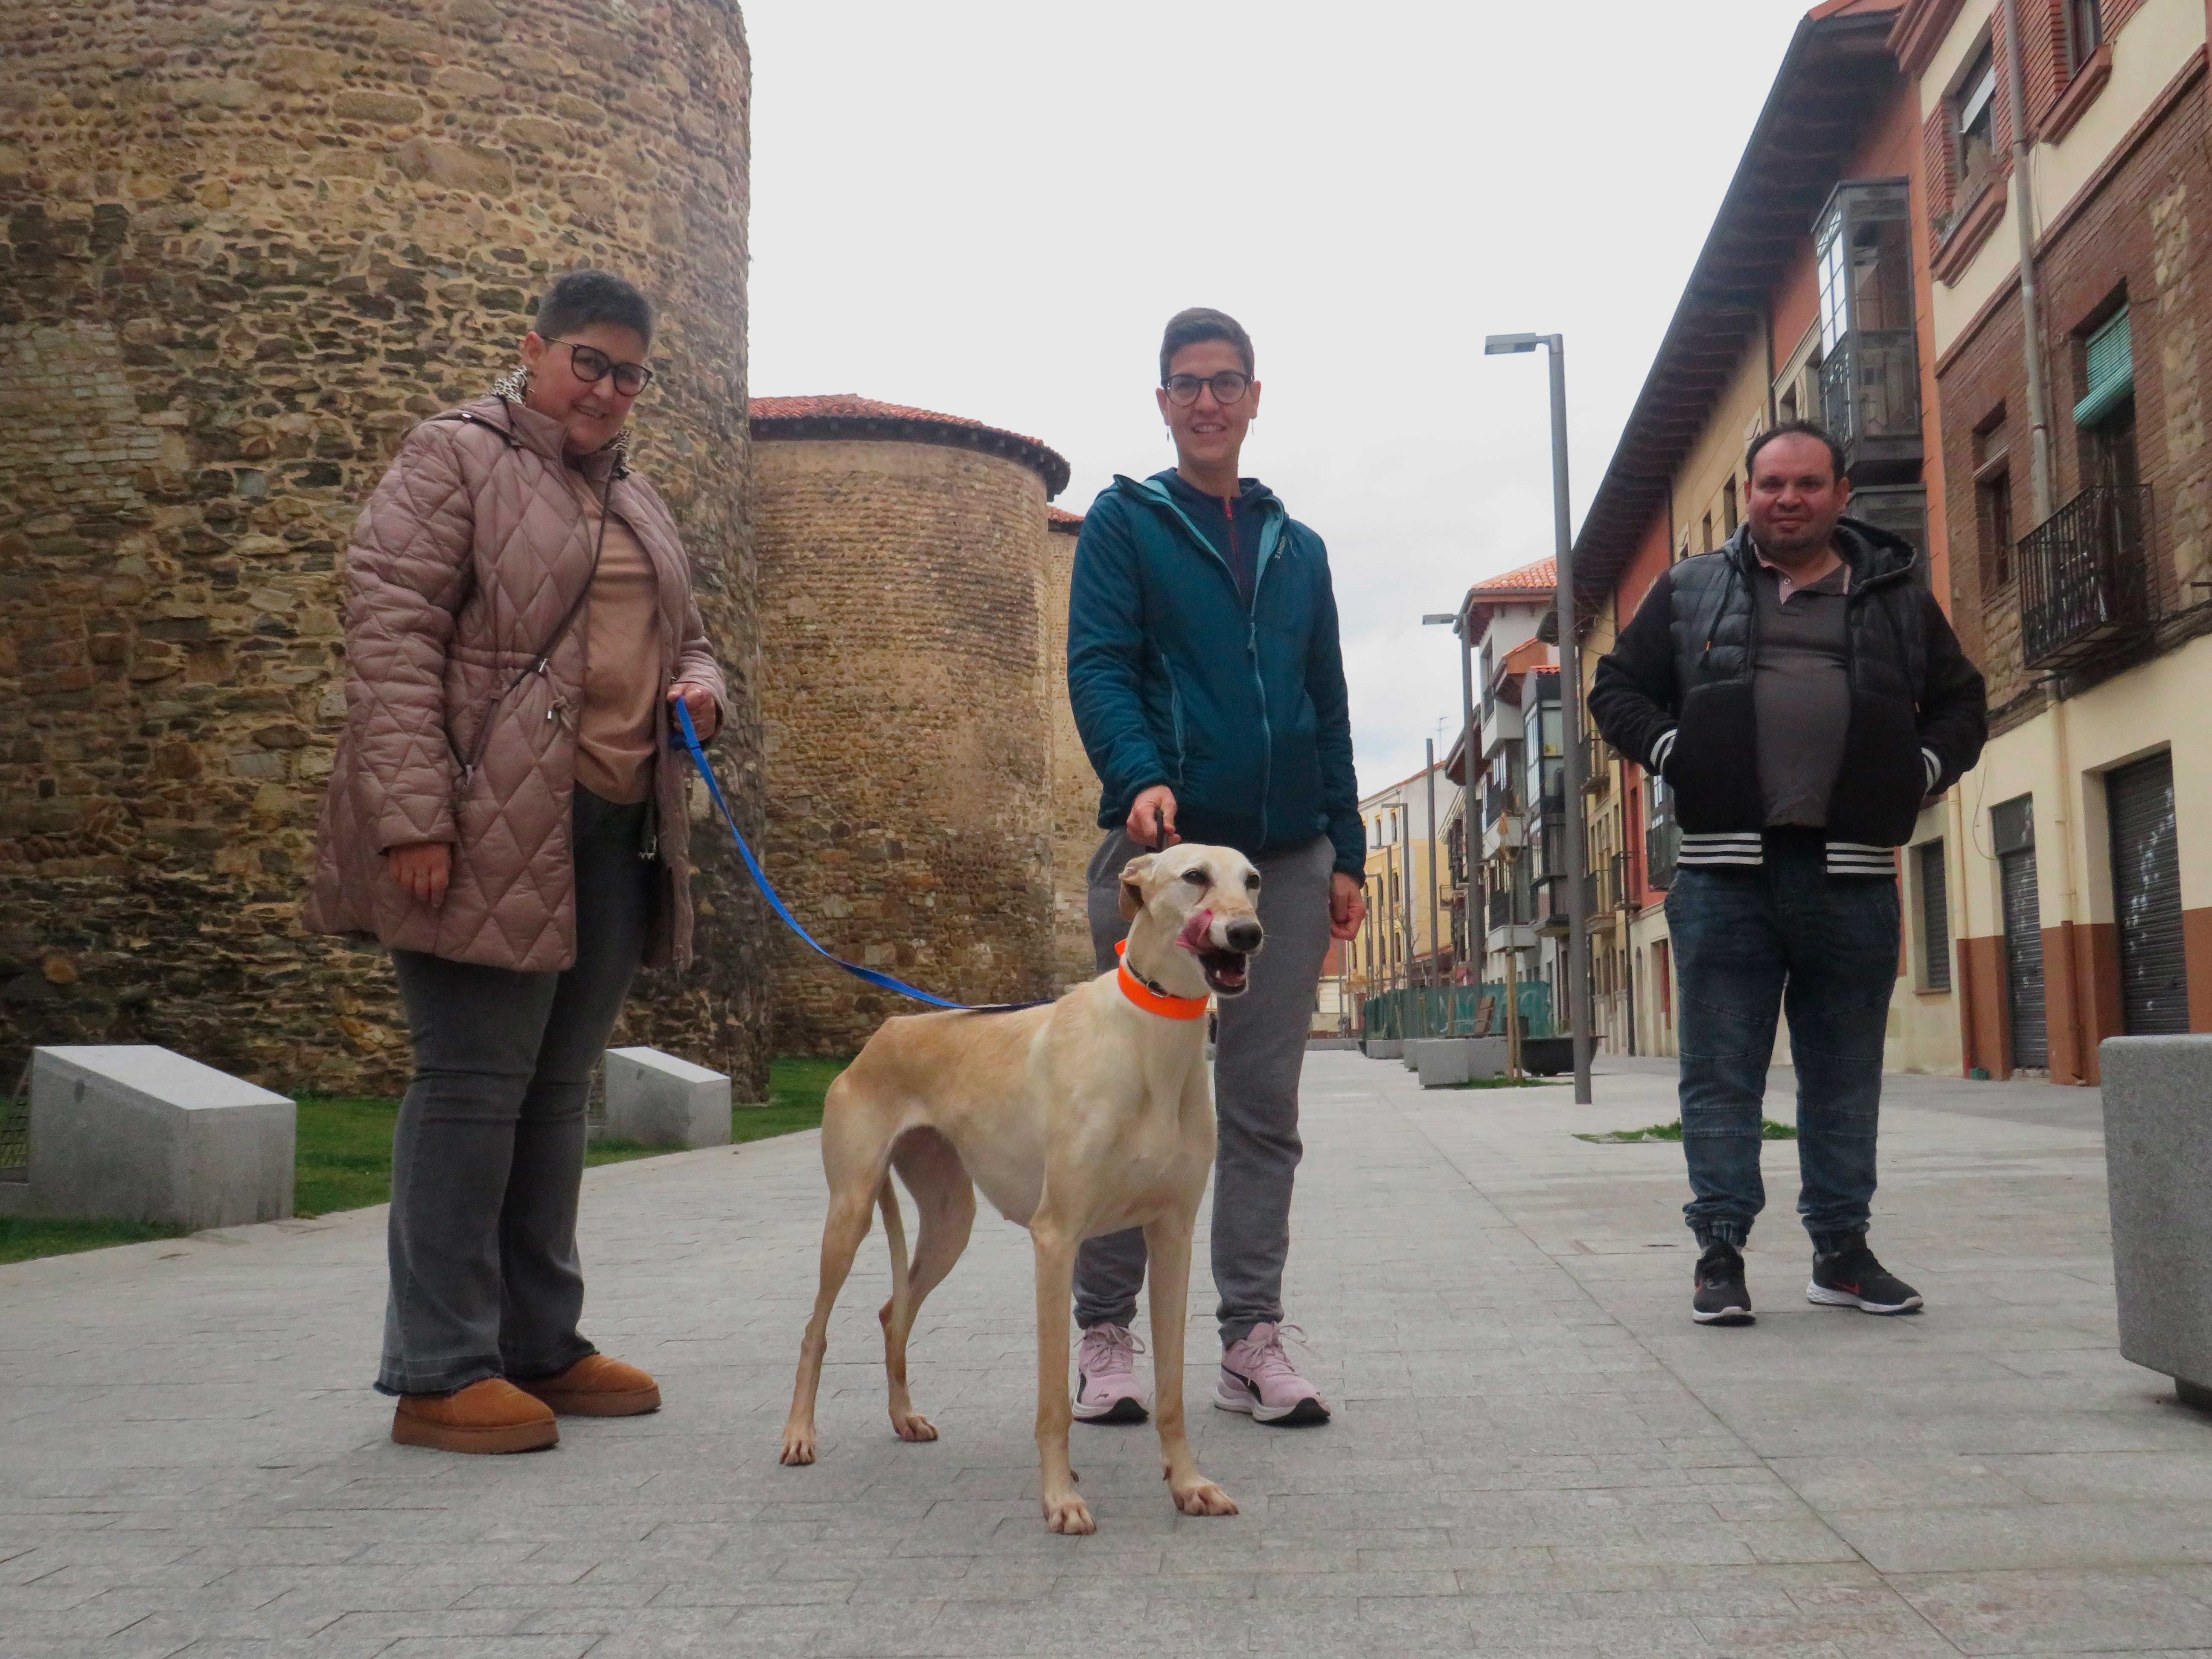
[1752,554,1851,828]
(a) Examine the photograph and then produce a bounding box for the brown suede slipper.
[391,1378,558,1454]
[513,1354,662,1417]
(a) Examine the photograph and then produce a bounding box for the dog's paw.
[778,1428,818,1466]
[1042,1492,1095,1535]
[892,1411,937,1444]
[1170,1478,1239,1517]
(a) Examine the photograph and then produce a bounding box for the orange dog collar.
[1115,939,1210,1020]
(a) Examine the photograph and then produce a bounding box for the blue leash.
[672,701,1046,1014]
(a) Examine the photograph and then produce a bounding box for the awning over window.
[2074,308,2134,429]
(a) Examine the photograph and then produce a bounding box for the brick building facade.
[749,397,1071,1053]
[1898,0,2212,1081]
[0,0,771,1097]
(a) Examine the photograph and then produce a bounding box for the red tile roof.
[750,394,1071,498]
[1472,556,1556,594]
[1047,506,1084,532]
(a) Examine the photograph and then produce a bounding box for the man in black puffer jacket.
[1590,422,1985,1328]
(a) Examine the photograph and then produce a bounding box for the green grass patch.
[1445,1074,1568,1090]
[0,1217,192,1266]
[1,1058,852,1262]
[740,1055,848,1144]
[1575,1118,1798,1144]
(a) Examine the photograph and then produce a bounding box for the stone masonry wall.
[754,438,1055,1053]
[0,0,770,1099]
[1044,512,1102,988]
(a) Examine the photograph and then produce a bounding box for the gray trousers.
[375,787,656,1397]
[1072,830,1336,1347]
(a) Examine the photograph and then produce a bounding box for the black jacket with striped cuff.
[1589,519,1988,878]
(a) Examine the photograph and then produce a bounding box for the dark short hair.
[1746,419,1848,484]
[533,269,654,348]
[1158,307,1254,382]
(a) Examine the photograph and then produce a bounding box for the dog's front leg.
[1144,1213,1238,1518]
[1030,1222,1093,1534]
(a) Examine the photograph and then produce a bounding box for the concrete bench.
[1362,1039,1404,1060]
[2101,1034,2212,1409]
[23,1045,294,1229]
[1411,1037,1510,1088]
[603,1047,732,1150]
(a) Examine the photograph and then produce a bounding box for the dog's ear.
[1118,854,1153,921]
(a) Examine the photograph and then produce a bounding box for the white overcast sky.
[746,1,1808,798]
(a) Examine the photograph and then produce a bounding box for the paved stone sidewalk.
[5,1051,2212,1658]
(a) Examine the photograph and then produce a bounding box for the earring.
[491,365,530,401]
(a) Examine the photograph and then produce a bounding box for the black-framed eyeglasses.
[1162,370,1251,407]
[556,340,654,396]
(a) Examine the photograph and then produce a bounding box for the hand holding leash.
[1127,784,1179,850]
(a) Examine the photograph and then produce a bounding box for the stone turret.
[749,395,1071,1052]
[0,0,769,1098]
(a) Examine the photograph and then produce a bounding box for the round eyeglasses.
[556,340,654,396]
[1162,370,1251,407]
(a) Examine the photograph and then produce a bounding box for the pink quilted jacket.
[303,397,728,973]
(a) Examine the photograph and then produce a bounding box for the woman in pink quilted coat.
[305,271,728,1455]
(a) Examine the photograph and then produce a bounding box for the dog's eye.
[1182,869,1209,887]
[1246,875,1260,891]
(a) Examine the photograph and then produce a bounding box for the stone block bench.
[603,1047,732,1150]
[1411,1037,1510,1088]
[17,1045,294,1228]
[2101,1034,2212,1409]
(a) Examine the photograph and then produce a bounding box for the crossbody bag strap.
[449,461,615,792]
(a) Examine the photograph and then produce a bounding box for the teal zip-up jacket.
[1066,472,1364,878]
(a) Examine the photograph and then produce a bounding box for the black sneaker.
[1693,1243,1754,1325]
[1807,1237,1924,1314]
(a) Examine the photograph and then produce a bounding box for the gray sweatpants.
[375,786,656,1397]
[1072,830,1336,1348]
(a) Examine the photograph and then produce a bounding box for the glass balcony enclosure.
[1815,180,1922,484]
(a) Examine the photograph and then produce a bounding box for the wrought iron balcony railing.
[1579,735,1610,795]
[2019,485,2153,672]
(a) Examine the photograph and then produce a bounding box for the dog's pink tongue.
[1177,911,1215,953]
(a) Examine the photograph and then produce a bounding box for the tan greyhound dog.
[777,842,1263,1534]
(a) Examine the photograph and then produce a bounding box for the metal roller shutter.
[1993,796,2046,1070]
[2002,851,2047,1068]
[2108,753,2187,1034]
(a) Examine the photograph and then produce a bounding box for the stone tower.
[1043,506,1104,989]
[749,396,1070,1053]
[0,0,770,1098]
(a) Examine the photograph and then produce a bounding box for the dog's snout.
[1224,920,1263,953]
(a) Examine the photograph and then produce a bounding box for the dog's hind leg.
[778,1165,882,1468]
[880,1129,975,1444]
[1030,1219,1094,1534]
[1144,1212,1237,1518]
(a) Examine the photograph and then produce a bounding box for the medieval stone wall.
[0,0,770,1098]
[1044,511,1103,988]
[754,438,1056,1052]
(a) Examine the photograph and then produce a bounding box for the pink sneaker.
[1073,1323,1148,1423]
[1216,1323,1330,1425]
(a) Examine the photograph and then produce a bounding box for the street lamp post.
[1485,332,1592,1105]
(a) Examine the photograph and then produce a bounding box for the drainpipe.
[2002,0,2054,521]
[2002,0,2084,1079]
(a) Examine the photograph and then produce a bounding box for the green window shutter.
[2073,308,2134,429]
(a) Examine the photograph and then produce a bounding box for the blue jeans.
[1664,828,1899,1250]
